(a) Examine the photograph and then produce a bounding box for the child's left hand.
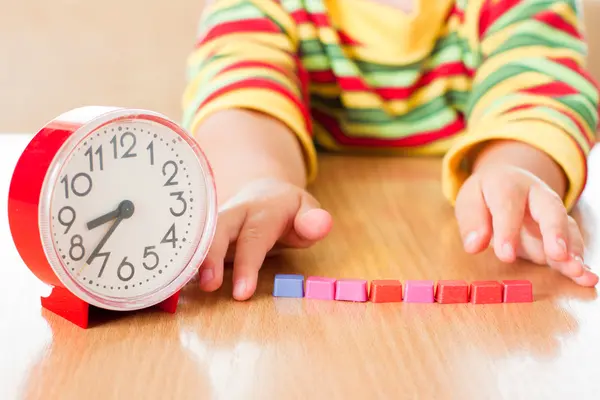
[454,164,598,286]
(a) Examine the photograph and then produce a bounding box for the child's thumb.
[292,193,332,243]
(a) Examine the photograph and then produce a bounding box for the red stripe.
[478,0,521,38]
[289,10,361,45]
[312,108,465,147]
[550,57,599,89]
[533,11,580,39]
[197,79,312,134]
[520,81,579,96]
[503,103,593,147]
[309,62,474,100]
[196,19,280,47]
[218,60,300,88]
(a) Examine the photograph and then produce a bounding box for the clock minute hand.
[84,200,135,266]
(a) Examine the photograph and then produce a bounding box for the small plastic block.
[470,281,503,304]
[334,279,368,302]
[502,280,533,303]
[403,280,434,303]
[435,280,469,304]
[272,274,304,298]
[305,276,336,300]
[369,280,403,303]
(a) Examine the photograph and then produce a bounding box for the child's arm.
[182,1,331,300]
[444,0,598,285]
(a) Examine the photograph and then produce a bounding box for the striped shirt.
[181,0,599,209]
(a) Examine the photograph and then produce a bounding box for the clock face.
[40,115,215,309]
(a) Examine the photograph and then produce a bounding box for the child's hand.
[455,164,598,287]
[197,178,332,300]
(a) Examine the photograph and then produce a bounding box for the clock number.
[117,257,135,281]
[69,234,85,261]
[142,246,160,270]
[58,206,76,234]
[169,191,187,217]
[84,145,104,172]
[110,132,137,159]
[160,223,178,248]
[162,161,178,186]
[61,173,92,199]
[147,141,155,165]
[94,252,111,278]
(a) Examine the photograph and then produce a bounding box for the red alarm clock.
[8,106,217,328]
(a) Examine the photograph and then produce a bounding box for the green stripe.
[488,22,585,58]
[184,73,294,122]
[516,58,598,104]
[203,3,265,28]
[485,0,559,37]
[539,105,588,139]
[466,65,527,115]
[311,92,468,124]
[557,94,598,132]
[339,107,458,137]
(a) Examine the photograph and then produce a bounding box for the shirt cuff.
[442,119,587,211]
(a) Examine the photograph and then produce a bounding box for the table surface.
[2,132,600,400]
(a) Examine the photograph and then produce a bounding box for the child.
[181,0,599,300]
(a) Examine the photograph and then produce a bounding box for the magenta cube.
[305,276,336,300]
[404,280,434,303]
[334,279,368,302]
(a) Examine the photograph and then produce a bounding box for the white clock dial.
[41,115,215,309]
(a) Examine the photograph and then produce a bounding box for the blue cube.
[273,274,304,298]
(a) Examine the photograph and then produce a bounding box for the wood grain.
[2,133,600,400]
[3,1,600,399]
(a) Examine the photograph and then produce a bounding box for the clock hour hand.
[86,200,135,230]
[84,200,135,265]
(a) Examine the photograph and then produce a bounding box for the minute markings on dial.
[55,124,193,291]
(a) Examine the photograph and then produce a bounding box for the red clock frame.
[7,107,212,329]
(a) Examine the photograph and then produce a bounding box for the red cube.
[369,280,403,303]
[502,280,533,303]
[435,280,469,303]
[470,281,503,304]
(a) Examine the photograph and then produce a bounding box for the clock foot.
[41,286,89,329]
[157,291,180,313]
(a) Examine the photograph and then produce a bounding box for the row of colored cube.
[272,275,533,303]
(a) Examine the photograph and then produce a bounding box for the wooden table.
[2,131,600,400]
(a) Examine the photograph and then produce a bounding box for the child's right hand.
[197,178,332,300]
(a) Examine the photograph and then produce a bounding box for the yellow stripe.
[190,33,294,63]
[210,66,301,96]
[313,118,462,155]
[442,119,586,211]
[463,0,484,51]
[471,93,596,143]
[470,71,553,121]
[552,2,579,27]
[189,89,317,183]
[250,0,298,46]
[310,83,341,97]
[334,75,471,114]
[474,46,584,85]
[490,107,592,152]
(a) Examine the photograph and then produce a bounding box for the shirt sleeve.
[181,0,317,183]
[442,0,599,210]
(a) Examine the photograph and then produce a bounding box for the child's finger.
[198,206,245,291]
[231,206,289,300]
[482,178,527,263]
[281,192,332,248]
[545,218,598,285]
[528,184,570,262]
[454,177,492,253]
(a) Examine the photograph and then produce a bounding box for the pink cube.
[404,280,434,303]
[305,276,336,300]
[334,279,368,302]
